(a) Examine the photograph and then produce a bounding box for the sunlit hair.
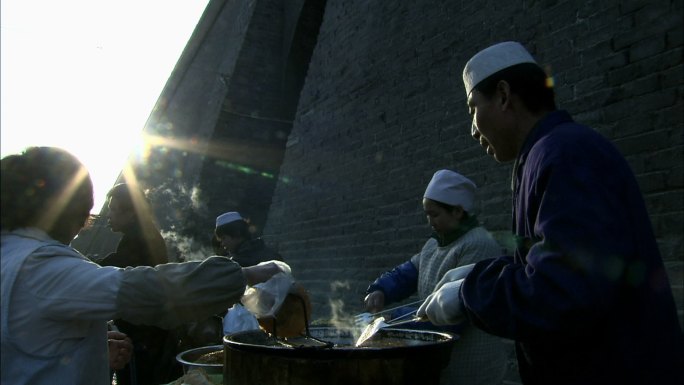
[0,147,94,241]
[105,182,164,252]
[107,183,154,221]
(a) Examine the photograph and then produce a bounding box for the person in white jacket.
[1,146,285,385]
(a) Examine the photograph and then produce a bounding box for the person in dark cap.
[364,169,509,385]
[214,211,285,336]
[417,41,683,385]
[214,211,283,267]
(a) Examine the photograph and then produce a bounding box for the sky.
[1,0,209,212]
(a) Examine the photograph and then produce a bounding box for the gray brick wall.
[262,0,683,356]
[81,0,680,383]
[197,0,290,239]
[83,1,678,383]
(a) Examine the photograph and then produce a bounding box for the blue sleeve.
[366,260,418,304]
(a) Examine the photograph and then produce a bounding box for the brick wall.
[198,0,290,239]
[262,0,684,350]
[75,0,681,383]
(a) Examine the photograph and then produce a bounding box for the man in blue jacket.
[418,41,683,385]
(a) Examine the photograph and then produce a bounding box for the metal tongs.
[354,299,423,328]
[355,311,427,347]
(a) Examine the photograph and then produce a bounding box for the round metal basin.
[176,344,224,375]
[223,327,457,385]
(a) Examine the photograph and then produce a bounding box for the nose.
[471,123,480,140]
[427,215,435,227]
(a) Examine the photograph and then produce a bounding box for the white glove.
[435,263,475,290]
[416,279,465,325]
[256,260,292,275]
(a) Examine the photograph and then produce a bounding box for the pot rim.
[176,344,224,367]
[223,327,457,360]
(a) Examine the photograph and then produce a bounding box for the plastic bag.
[241,272,295,319]
[222,303,260,335]
[256,282,312,337]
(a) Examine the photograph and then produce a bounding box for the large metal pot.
[223,327,456,385]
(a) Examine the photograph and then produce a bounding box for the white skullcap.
[216,211,243,227]
[424,170,477,213]
[462,41,537,96]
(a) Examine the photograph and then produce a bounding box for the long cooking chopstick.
[358,299,424,318]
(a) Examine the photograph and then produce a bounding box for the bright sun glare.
[1,0,209,213]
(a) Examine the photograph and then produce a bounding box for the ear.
[496,80,512,111]
[123,209,137,224]
[451,205,465,220]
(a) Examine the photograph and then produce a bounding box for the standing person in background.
[364,169,509,385]
[97,183,181,385]
[98,183,167,267]
[214,211,283,267]
[417,41,684,384]
[0,146,286,385]
[216,212,284,336]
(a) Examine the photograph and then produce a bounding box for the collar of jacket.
[510,110,574,191]
[431,215,480,247]
[4,227,54,243]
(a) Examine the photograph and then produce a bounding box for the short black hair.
[106,183,158,230]
[211,234,228,255]
[429,199,470,218]
[474,62,556,113]
[107,183,148,211]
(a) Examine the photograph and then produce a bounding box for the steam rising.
[327,280,362,340]
[161,230,214,262]
[146,180,214,262]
